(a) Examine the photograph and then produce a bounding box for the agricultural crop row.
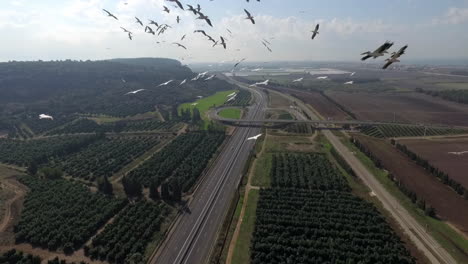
[15,176,126,253]
[224,89,251,107]
[271,153,349,191]
[283,123,314,134]
[46,119,179,136]
[250,152,414,263]
[127,132,225,188]
[86,201,172,264]
[360,124,467,138]
[0,135,101,166]
[54,136,160,181]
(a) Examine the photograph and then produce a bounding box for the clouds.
[0,1,467,62]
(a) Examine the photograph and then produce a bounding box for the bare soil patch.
[329,91,468,126]
[271,87,349,120]
[354,135,468,235]
[401,136,468,189]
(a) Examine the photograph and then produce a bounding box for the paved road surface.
[150,81,266,264]
[277,89,457,264]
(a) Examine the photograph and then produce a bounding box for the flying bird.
[167,0,184,9]
[234,58,246,68]
[383,45,408,69]
[158,80,174,86]
[247,134,262,141]
[103,9,118,20]
[448,151,468,155]
[250,80,269,86]
[135,17,143,26]
[350,72,356,77]
[311,24,320,40]
[181,34,186,41]
[39,114,54,120]
[127,32,133,40]
[194,30,208,36]
[145,26,155,35]
[292,77,304,82]
[220,37,227,49]
[317,76,328,80]
[121,27,131,33]
[126,89,146,95]
[361,41,394,61]
[205,74,216,81]
[176,16,181,23]
[180,79,187,85]
[244,9,255,24]
[149,20,159,27]
[163,6,170,13]
[196,4,201,12]
[344,81,354,85]
[173,42,187,49]
[187,4,198,15]
[197,13,213,27]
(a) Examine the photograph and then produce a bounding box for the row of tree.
[393,140,468,200]
[351,138,438,217]
[15,176,127,253]
[85,201,171,264]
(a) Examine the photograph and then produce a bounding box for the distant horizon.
[2,57,468,67]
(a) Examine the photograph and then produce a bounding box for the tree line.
[351,138,437,217]
[393,140,468,200]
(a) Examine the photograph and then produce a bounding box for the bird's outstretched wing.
[382,60,393,69]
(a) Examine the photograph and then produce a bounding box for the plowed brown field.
[401,137,468,189]
[329,91,468,126]
[354,135,468,234]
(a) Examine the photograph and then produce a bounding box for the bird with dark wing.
[361,41,394,61]
[120,27,130,33]
[135,17,143,26]
[103,9,118,20]
[311,24,319,40]
[244,9,255,24]
[383,45,408,69]
[173,42,187,50]
[181,34,186,41]
[194,30,208,37]
[176,16,181,23]
[166,0,184,10]
[220,37,227,49]
[149,20,159,27]
[187,4,198,15]
[128,32,133,40]
[197,12,213,27]
[145,26,155,35]
[163,6,170,13]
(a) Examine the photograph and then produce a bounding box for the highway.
[275,89,457,264]
[149,80,266,264]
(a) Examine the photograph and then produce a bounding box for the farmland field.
[353,135,468,234]
[54,136,161,181]
[328,91,468,126]
[86,200,172,263]
[401,137,468,189]
[249,152,415,264]
[15,176,126,252]
[360,124,468,138]
[126,132,225,189]
[271,87,349,120]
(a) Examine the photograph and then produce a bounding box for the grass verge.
[219,108,242,119]
[231,189,259,264]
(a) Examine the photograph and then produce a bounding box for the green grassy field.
[340,135,468,264]
[218,108,242,119]
[179,90,237,128]
[251,154,272,188]
[231,189,259,264]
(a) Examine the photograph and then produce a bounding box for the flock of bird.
[38,1,409,121]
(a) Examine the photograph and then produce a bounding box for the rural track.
[149,77,266,264]
[0,179,27,232]
[268,86,457,264]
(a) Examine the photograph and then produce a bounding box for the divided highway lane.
[150,84,266,264]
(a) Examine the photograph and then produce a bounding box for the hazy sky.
[1,0,468,63]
